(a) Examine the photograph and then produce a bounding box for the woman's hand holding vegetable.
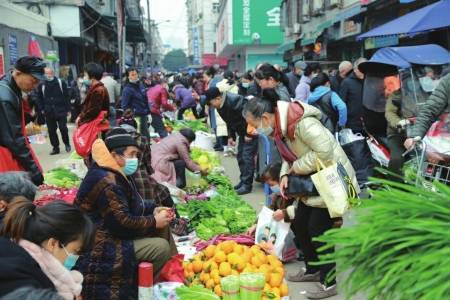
[154,207,173,229]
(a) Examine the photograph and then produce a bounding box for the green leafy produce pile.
[315,179,450,300]
[44,168,81,188]
[190,148,221,172]
[177,174,256,240]
[165,119,209,133]
[176,285,220,300]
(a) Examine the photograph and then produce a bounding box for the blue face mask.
[83,79,91,87]
[123,158,139,175]
[270,185,280,194]
[257,120,273,136]
[62,245,79,270]
[242,82,250,88]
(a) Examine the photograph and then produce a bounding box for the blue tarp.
[357,0,450,40]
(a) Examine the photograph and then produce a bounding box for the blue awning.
[357,0,450,40]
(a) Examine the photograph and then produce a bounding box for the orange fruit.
[233,244,244,255]
[231,269,239,276]
[264,283,271,292]
[188,271,195,279]
[203,260,218,273]
[280,283,289,297]
[267,254,278,263]
[250,245,261,254]
[270,259,283,268]
[235,257,246,271]
[219,262,232,277]
[259,264,272,282]
[192,260,203,273]
[214,250,227,264]
[193,252,205,262]
[227,252,239,265]
[204,245,216,258]
[269,272,283,288]
[213,275,221,285]
[205,278,215,289]
[221,241,235,254]
[186,262,194,272]
[251,256,263,268]
[214,284,222,296]
[199,272,206,282]
[275,266,285,277]
[256,252,268,264]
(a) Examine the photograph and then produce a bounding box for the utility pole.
[146,0,152,69]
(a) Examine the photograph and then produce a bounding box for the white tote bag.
[255,207,290,259]
[311,159,358,218]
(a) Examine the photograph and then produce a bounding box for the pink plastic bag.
[73,111,109,157]
[156,254,185,283]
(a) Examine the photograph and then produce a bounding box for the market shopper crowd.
[0,54,449,300]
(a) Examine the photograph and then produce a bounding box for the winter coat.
[339,72,364,132]
[286,71,300,98]
[295,75,311,102]
[277,101,359,208]
[193,79,205,95]
[101,76,121,105]
[308,86,347,129]
[0,73,43,185]
[409,73,450,138]
[75,139,157,300]
[174,84,196,109]
[216,92,251,140]
[78,82,110,126]
[18,239,83,300]
[151,132,201,185]
[330,74,345,93]
[238,82,259,97]
[147,84,174,116]
[275,83,292,102]
[121,82,150,116]
[37,77,70,118]
[385,90,404,137]
[0,237,55,298]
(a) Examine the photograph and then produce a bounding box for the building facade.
[216,0,285,72]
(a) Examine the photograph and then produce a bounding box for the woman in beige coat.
[243,90,358,300]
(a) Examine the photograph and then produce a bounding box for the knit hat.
[104,128,137,151]
[294,61,307,70]
[204,87,222,104]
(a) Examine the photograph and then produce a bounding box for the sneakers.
[236,185,252,195]
[50,148,60,155]
[287,270,320,282]
[306,284,338,299]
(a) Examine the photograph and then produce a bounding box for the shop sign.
[8,34,18,66]
[0,47,4,77]
[233,0,283,45]
[340,20,362,38]
[364,36,399,50]
[192,27,201,65]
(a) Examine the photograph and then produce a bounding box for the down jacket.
[408,73,450,138]
[278,101,359,208]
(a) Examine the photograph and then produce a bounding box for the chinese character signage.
[233,0,283,45]
[192,27,201,65]
[8,34,18,66]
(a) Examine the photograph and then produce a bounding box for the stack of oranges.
[183,241,289,299]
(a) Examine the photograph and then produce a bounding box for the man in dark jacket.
[330,60,352,93]
[405,73,450,150]
[205,87,258,195]
[37,67,71,155]
[339,58,367,133]
[287,61,307,98]
[0,56,45,186]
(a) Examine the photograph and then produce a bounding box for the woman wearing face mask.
[121,68,151,139]
[254,63,292,101]
[76,62,110,127]
[75,128,173,299]
[238,71,259,97]
[0,197,93,300]
[243,93,358,299]
[151,128,206,188]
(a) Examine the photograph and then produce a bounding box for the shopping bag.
[280,229,298,262]
[156,254,185,283]
[366,136,390,167]
[255,207,290,259]
[341,139,374,185]
[73,111,109,157]
[0,146,24,172]
[311,159,358,218]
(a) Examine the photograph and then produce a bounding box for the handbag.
[285,175,318,196]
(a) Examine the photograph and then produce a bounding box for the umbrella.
[357,0,450,40]
[28,35,43,58]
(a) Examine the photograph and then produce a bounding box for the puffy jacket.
[216,92,250,140]
[121,82,150,116]
[409,73,450,138]
[174,84,196,109]
[308,86,347,129]
[339,72,364,132]
[275,83,292,102]
[295,75,311,102]
[37,77,70,118]
[147,84,174,116]
[277,101,359,208]
[0,73,43,185]
[286,71,300,98]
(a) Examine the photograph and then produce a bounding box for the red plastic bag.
[156,254,185,283]
[73,111,109,157]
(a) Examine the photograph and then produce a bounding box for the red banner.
[202,54,228,67]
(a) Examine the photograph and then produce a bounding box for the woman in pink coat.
[151,128,204,187]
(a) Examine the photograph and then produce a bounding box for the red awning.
[202,54,228,67]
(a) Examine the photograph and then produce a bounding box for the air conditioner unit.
[293,23,301,34]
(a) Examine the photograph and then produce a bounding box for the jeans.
[46,115,70,150]
[293,201,335,286]
[237,135,258,187]
[109,106,117,127]
[150,112,168,138]
[177,106,199,120]
[138,115,150,139]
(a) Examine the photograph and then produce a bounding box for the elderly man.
[330,61,352,93]
[37,67,71,155]
[0,56,45,185]
[101,72,120,126]
[287,61,307,98]
[0,172,37,225]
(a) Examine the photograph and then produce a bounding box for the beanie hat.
[204,87,222,103]
[104,128,138,151]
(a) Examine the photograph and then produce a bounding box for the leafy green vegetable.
[165,119,209,133]
[176,285,220,300]
[314,179,450,300]
[44,168,81,188]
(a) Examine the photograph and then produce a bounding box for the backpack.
[42,78,63,96]
[311,91,339,134]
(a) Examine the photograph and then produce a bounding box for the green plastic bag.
[239,273,265,300]
[221,275,240,300]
